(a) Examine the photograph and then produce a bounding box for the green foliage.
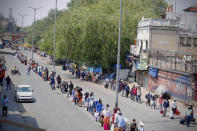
[26,0,166,70]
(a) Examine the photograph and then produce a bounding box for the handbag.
[160,109,164,114]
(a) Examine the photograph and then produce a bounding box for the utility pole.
[53,0,57,72]
[18,14,27,45]
[28,7,42,60]
[115,0,122,108]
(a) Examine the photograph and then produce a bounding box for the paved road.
[24,49,197,131]
[1,52,102,131]
[1,48,197,131]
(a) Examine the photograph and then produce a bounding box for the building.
[130,0,197,104]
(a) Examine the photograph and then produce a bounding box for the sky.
[0,0,70,27]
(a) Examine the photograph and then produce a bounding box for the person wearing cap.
[138,121,145,131]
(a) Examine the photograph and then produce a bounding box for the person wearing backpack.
[146,91,152,106]
[162,99,169,117]
[151,94,158,109]
[125,84,130,98]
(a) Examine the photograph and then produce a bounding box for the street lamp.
[28,7,42,60]
[115,0,122,108]
[53,0,57,72]
[18,14,28,45]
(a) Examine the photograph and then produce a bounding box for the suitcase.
[179,118,185,124]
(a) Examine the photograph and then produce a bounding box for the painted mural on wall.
[148,70,191,103]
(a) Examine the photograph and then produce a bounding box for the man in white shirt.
[171,98,177,115]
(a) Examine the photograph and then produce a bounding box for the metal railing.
[147,49,197,74]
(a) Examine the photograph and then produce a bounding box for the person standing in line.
[69,81,73,97]
[96,99,103,120]
[133,86,137,101]
[6,76,11,91]
[125,83,130,98]
[113,80,116,91]
[117,112,125,130]
[138,121,145,131]
[110,78,114,90]
[151,94,158,109]
[130,119,137,131]
[185,107,192,127]
[2,95,8,116]
[171,98,177,117]
[50,75,55,90]
[162,98,169,117]
[137,87,142,103]
[145,91,152,106]
[56,75,61,89]
[159,96,163,110]
[27,65,31,75]
[104,77,109,88]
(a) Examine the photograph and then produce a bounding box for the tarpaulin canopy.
[149,67,158,78]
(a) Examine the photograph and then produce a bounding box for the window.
[180,36,185,46]
[194,38,197,47]
[186,37,192,47]
[181,37,191,47]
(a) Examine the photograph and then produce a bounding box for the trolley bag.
[175,109,181,115]
[160,109,163,114]
[104,123,110,130]
[179,118,185,125]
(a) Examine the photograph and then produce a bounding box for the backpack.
[163,100,169,108]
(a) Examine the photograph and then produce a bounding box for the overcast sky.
[0,0,70,27]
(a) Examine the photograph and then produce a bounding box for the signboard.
[159,41,168,45]
[138,53,148,70]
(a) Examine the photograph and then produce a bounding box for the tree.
[26,0,167,70]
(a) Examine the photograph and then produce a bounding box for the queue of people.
[16,52,147,131]
[16,51,196,130]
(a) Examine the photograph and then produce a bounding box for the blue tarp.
[109,72,116,79]
[88,67,102,74]
[115,64,122,69]
[149,67,158,78]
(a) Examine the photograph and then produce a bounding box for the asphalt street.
[1,48,197,131]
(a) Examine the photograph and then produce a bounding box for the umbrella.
[155,84,169,95]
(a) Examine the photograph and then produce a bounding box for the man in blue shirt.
[2,95,8,116]
[118,112,125,130]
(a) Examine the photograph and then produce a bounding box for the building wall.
[151,29,178,50]
[166,0,197,33]
[178,35,197,55]
[148,70,192,103]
